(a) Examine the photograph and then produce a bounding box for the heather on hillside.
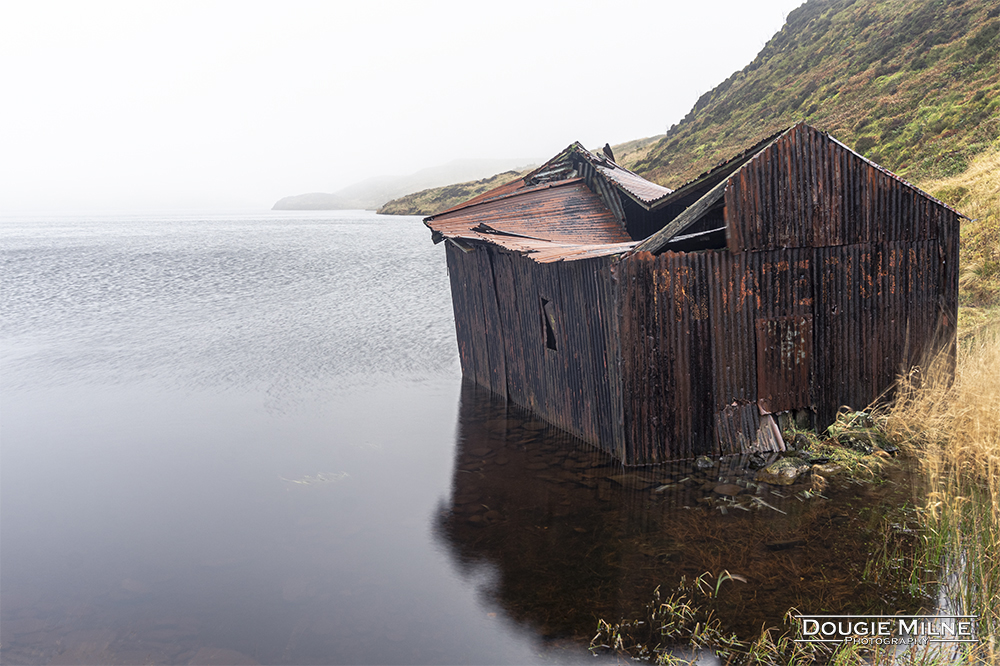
[631,0,1000,188]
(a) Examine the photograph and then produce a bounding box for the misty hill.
[378,135,664,216]
[272,158,539,211]
[632,0,999,187]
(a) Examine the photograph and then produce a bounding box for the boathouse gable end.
[425,123,960,465]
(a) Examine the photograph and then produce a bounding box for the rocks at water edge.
[812,463,843,478]
[693,456,716,471]
[755,457,812,486]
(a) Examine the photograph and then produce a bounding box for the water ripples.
[0,211,460,393]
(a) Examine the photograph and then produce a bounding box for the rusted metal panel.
[490,249,524,402]
[808,239,956,430]
[577,159,626,224]
[515,240,638,264]
[428,179,631,245]
[426,142,678,265]
[726,124,962,252]
[619,248,816,463]
[714,403,785,455]
[714,403,759,456]
[447,242,626,455]
[620,251,721,463]
[756,315,813,414]
[449,238,956,463]
[708,250,756,411]
[593,161,673,205]
[445,243,488,388]
[478,249,507,395]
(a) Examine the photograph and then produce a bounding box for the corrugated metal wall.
[445,243,626,458]
[619,251,715,463]
[620,250,813,462]
[725,123,955,252]
[617,239,956,463]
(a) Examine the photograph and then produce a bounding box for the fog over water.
[1,1,806,212]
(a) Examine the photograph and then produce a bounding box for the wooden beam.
[632,178,729,254]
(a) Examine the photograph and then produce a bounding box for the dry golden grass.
[880,322,1000,659]
[884,324,1000,526]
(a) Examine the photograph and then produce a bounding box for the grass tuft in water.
[589,572,744,664]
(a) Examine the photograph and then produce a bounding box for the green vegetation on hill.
[634,0,1000,187]
[925,141,1000,328]
[377,170,528,216]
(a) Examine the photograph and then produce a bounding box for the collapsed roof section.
[424,142,674,263]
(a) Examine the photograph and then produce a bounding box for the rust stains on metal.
[427,179,632,257]
[724,124,965,254]
[755,315,813,414]
[426,123,960,465]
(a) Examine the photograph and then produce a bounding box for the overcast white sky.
[1,0,805,213]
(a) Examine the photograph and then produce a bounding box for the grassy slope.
[882,321,1000,659]
[632,0,1000,188]
[923,141,1000,328]
[377,170,527,216]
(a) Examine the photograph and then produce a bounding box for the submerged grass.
[590,573,744,664]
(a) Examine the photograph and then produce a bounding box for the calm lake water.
[1,211,926,665]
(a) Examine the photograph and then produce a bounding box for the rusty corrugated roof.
[431,175,527,218]
[519,142,673,206]
[424,142,676,262]
[426,178,634,262]
[500,239,638,263]
[593,162,673,205]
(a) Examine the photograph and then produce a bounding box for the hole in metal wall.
[540,298,558,351]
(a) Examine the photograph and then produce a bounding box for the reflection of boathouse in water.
[424,123,960,465]
[436,382,923,642]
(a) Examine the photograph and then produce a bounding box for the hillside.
[924,141,1000,322]
[377,170,528,216]
[633,0,999,187]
